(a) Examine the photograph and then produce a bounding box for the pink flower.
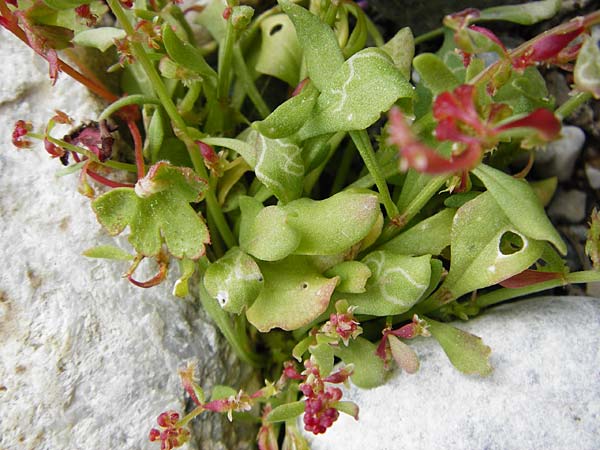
[388,84,561,174]
[12,120,32,149]
[148,411,190,450]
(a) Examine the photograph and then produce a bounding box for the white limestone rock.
[0,30,252,450]
[307,296,600,450]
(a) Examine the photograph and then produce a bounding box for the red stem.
[86,169,135,188]
[0,0,118,103]
[127,119,145,179]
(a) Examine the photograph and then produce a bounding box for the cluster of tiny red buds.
[114,37,135,66]
[12,120,32,148]
[148,411,190,450]
[298,360,354,435]
[135,19,163,50]
[319,300,362,346]
[74,4,98,27]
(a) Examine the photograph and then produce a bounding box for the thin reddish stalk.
[127,120,145,179]
[471,11,600,88]
[86,169,135,188]
[0,0,118,102]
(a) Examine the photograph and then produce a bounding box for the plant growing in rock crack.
[3,0,600,447]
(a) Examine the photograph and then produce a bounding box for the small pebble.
[548,188,587,223]
[584,163,600,190]
[534,126,586,182]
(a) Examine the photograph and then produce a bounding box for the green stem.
[475,271,600,308]
[107,0,236,250]
[347,161,398,189]
[31,133,139,173]
[330,141,355,195]
[555,92,593,120]
[414,27,444,45]
[198,261,265,368]
[349,130,399,219]
[232,45,270,118]
[378,174,448,244]
[107,0,187,132]
[217,19,236,103]
[179,81,202,114]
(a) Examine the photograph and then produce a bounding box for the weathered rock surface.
[307,296,600,450]
[0,30,252,450]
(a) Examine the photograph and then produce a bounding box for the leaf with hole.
[472,164,565,254]
[255,13,302,86]
[440,191,545,300]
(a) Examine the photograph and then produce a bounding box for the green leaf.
[298,48,413,139]
[440,191,545,299]
[267,401,306,423]
[42,0,90,10]
[83,245,133,260]
[381,27,414,79]
[245,131,304,203]
[196,0,227,42]
[255,14,302,86]
[210,385,237,400]
[239,198,301,261]
[283,190,381,255]
[472,164,565,254]
[309,340,335,376]
[333,337,386,388]
[574,32,600,99]
[163,24,217,83]
[240,191,380,260]
[324,261,372,293]
[252,82,319,139]
[147,106,166,163]
[381,208,455,256]
[426,318,493,376]
[203,247,264,314]
[345,251,432,316]
[493,67,552,114]
[333,401,359,420]
[292,335,313,362]
[413,53,460,95]
[479,0,561,25]
[388,335,419,374]
[173,258,196,298]
[279,0,344,92]
[92,162,210,259]
[73,27,126,52]
[245,256,339,332]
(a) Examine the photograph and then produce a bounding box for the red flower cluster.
[148,411,190,450]
[389,83,561,174]
[294,361,356,435]
[319,301,362,346]
[12,120,32,148]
